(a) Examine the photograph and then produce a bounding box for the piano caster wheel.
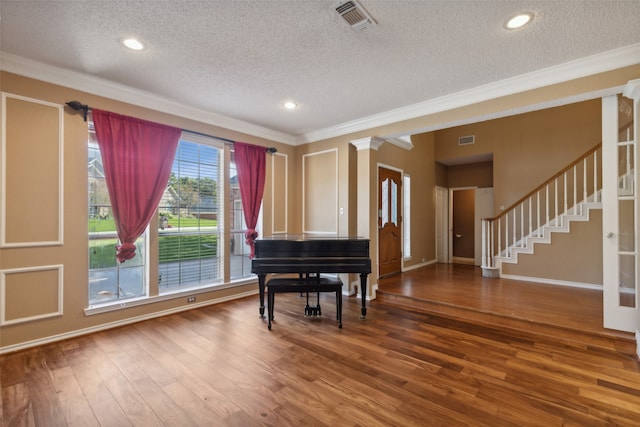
[339,323,342,329]
[268,324,272,330]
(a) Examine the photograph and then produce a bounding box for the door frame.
[438,186,494,266]
[602,93,638,333]
[435,186,449,263]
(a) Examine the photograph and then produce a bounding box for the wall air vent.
[333,1,377,32]
[458,135,475,146]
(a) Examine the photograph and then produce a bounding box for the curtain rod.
[65,101,277,153]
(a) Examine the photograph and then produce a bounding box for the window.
[88,129,147,305]
[88,126,260,306]
[157,133,224,292]
[403,173,411,259]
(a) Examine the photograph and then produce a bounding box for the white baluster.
[536,192,541,237]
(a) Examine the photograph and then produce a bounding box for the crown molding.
[3,44,639,147]
[623,78,640,101]
[385,136,413,150]
[0,52,298,145]
[379,85,625,140]
[299,43,640,144]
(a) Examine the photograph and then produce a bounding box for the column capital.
[350,136,385,151]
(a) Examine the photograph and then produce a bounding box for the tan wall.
[501,209,603,285]
[2,63,639,351]
[447,161,493,189]
[302,149,339,233]
[0,72,291,351]
[434,99,602,214]
[299,65,639,289]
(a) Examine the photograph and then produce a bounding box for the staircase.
[496,197,602,265]
[482,144,602,277]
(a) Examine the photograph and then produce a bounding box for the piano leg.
[359,273,367,319]
[258,274,266,318]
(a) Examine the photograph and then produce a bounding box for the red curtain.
[93,109,181,263]
[234,141,266,258]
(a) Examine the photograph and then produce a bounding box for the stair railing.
[482,144,602,270]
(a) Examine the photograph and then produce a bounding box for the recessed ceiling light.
[122,38,145,51]
[505,12,533,30]
[283,101,298,110]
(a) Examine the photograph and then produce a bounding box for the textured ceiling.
[1,0,640,144]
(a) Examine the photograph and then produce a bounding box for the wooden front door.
[379,167,402,277]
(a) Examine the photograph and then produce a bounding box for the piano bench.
[266,277,343,330]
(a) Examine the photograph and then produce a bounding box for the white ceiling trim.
[0,52,298,146]
[385,137,414,150]
[380,85,625,141]
[2,44,639,147]
[301,43,640,144]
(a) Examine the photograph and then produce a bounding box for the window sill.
[84,277,257,316]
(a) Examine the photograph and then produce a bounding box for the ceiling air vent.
[333,1,377,32]
[458,135,475,146]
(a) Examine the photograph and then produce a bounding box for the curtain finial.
[65,101,89,122]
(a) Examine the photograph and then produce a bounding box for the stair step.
[496,201,601,265]
[376,290,635,356]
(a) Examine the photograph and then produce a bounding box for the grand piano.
[251,235,372,319]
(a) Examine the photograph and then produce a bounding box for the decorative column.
[350,136,384,301]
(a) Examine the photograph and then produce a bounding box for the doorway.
[451,188,475,265]
[378,167,402,277]
[438,187,494,265]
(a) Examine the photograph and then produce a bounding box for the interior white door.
[602,94,638,333]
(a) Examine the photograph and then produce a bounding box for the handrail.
[482,112,634,273]
[485,143,601,222]
[481,142,603,270]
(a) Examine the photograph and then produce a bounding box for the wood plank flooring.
[378,263,636,351]
[2,265,640,426]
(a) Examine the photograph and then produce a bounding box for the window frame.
[86,129,259,315]
[157,132,225,294]
[403,173,411,260]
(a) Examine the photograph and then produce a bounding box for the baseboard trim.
[403,258,437,272]
[499,273,602,291]
[451,256,475,265]
[0,289,258,355]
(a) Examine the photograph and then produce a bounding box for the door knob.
[606,232,616,239]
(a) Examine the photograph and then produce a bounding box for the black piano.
[251,235,372,319]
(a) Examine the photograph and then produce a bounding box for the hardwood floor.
[378,263,636,349]
[2,265,640,426]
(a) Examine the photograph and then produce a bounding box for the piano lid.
[254,235,370,260]
[258,234,368,242]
